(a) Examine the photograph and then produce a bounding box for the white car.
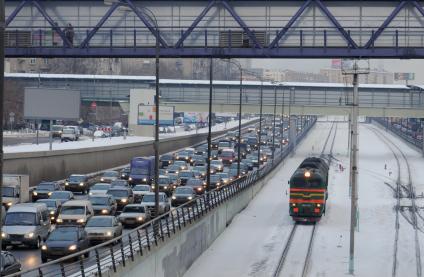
[61,128,77,142]
[118,204,151,227]
[89,183,112,196]
[140,192,170,217]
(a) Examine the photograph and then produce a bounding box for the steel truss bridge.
[5,0,424,58]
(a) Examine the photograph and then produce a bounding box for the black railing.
[6,117,317,277]
[372,118,423,150]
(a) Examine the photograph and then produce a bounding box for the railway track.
[273,122,338,277]
[368,126,422,277]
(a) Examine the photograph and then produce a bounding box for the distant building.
[320,68,394,84]
[263,69,328,83]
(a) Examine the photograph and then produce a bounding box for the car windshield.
[4,212,36,226]
[177,151,189,157]
[111,180,127,186]
[194,167,205,171]
[86,217,113,227]
[2,187,14,197]
[69,175,85,182]
[48,229,78,241]
[37,183,55,190]
[219,142,230,148]
[123,206,145,213]
[187,179,202,186]
[211,161,222,165]
[142,195,164,202]
[218,173,229,178]
[174,161,186,166]
[133,186,150,192]
[89,197,109,205]
[50,192,70,199]
[160,155,172,161]
[107,190,128,197]
[131,167,149,175]
[51,126,63,131]
[103,172,118,177]
[221,151,234,157]
[176,188,193,194]
[158,178,170,184]
[92,184,111,190]
[37,200,57,208]
[63,129,74,134]
[168,165,180,171]
[179,172,192,177]
[61,206,85,215]
[210,175,220,182]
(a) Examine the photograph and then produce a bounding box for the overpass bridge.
[5,0,424,58]
[6,72,424,117]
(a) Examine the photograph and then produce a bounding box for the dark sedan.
[41,226,90,262]
[49,191,74,205]
[178,170,195,186]
[208,174,222,190]
[171,186,196,206]
[32,182,62,201]
[186,178,206,195]
[64,174,90,194]
[120,167,130,180]
[1,251,21,276]
[89,195,117,216]
[159,154,174,168]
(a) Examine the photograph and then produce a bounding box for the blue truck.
[129,157,155,185]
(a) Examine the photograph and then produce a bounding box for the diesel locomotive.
[288,157,329,222]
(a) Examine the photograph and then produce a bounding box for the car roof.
[8,203,47,212]
[90,215,115,219]
[143,192,166,196]
[62,200,91,206]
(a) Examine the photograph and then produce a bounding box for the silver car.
[85,216,123,244]
[118,204,150,228]
[100,171,119,183]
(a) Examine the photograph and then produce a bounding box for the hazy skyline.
[251,59,424,84]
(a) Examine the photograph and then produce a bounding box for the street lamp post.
[257,79,264,173]
[206,58,213,194]
[272,84,277,161]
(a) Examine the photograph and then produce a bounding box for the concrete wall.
[111,156,284,277]
[4,121,256,186]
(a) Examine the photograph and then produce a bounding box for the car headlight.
[172,196,176,200]
[7,202,12,207]
[56,218,63,223]
[41,245,47,251]
[217,182,220,186]
[137,216,144,221]
[77,218,85,223]
[229,160,233,162]
[175,171,179,174]
[197,187,202,191]
[79,182,84,187]
[121,174,125,178]
[1,232,7,238]
[48,192,52,196]
[121,198,128,203]
[65,182,69,186]
[101,209,109,214]
[100,178,104,182]
[176,156,179,159]
[50,210,55,215]
[89,192,93,195]
[106,231,113,236]
[291,203,296,207]
[128,177,133,181]
[143,178,147,182]
[151,185,155,189]
[33,191,38,196]
[68,244,77,251]
[51,217,55,220]
[188,196,193,200]
[164,186,168,190]
[317,204,321,207]
[25,232,34,238]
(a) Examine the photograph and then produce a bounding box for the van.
[56,200,94,226]
[2,203,51,249]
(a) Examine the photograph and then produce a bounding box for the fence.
[6,117,316,277]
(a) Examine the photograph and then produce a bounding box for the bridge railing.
[6,117,317,277]
[372,118,423,150]
[5,26,424,49]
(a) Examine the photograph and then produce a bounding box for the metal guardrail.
[6,117,316,277]
[372,118,423,150]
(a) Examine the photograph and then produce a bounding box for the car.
[186,178,206,194]
[89,195,117,216]
[193,166,208,178]
[140,192,170,217]
[176,151,190,162]
[120,167,130,180]
[1,251,21,276]
[166,164,181,174]
[159,154,174,168]
[195,145,207,155]
[106,187,134,210]
[218,140,232,152]
[32,182,62,201]
[178,170,195,186]
[2,203,51,249]
[51,125,64,139]
[228,168,241,179]
[229,163,248,175]
[85,216,123,244]
[132,185,151,202]
[56,200,94,226]
[219,149,236,165]
[208,174,222,190]
[61,128,77,142]
[100,171,119,183]
[242,159,254,170]
[246,155,259,167]
[88,183,111,196]
[190,154,205,166]
[64,174,90,194]
[168,174,181,189]
[36,199,62,223]
[110,179,129,188]
[217,172,232,185]
[49,191,74,205]
[118,204,151,227]
[210,160,224,172]
[174,160,188,171]
[210,149,219,160]
[171,186,196,206]
[41,226,90,262]
[152,175,173,196]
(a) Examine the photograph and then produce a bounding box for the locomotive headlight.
[304,171,311,178]
[291,203,296,207]
[316,204,321,207]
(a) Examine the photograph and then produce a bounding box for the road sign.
[394,72,415,81]
[137,105,174,126]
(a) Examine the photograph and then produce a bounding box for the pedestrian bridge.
[6,73,424,117]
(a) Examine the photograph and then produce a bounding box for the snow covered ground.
[184,119,424,277]
[3,118,256,153]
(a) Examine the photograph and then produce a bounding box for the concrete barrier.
[4,121,257,186]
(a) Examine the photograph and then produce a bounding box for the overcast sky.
[250,59,424,84]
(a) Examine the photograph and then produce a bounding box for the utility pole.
[257,80,264,173]
[0,0,5,269]
[272,85,277,161]
[206,58,213,194]
[154,29,160,218]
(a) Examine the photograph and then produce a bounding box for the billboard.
[183,112,209,123]
[24,88,80,120]
[394,72,415,81]
[138,105,174,126]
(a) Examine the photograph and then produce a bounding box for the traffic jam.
[1,117,295,271]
